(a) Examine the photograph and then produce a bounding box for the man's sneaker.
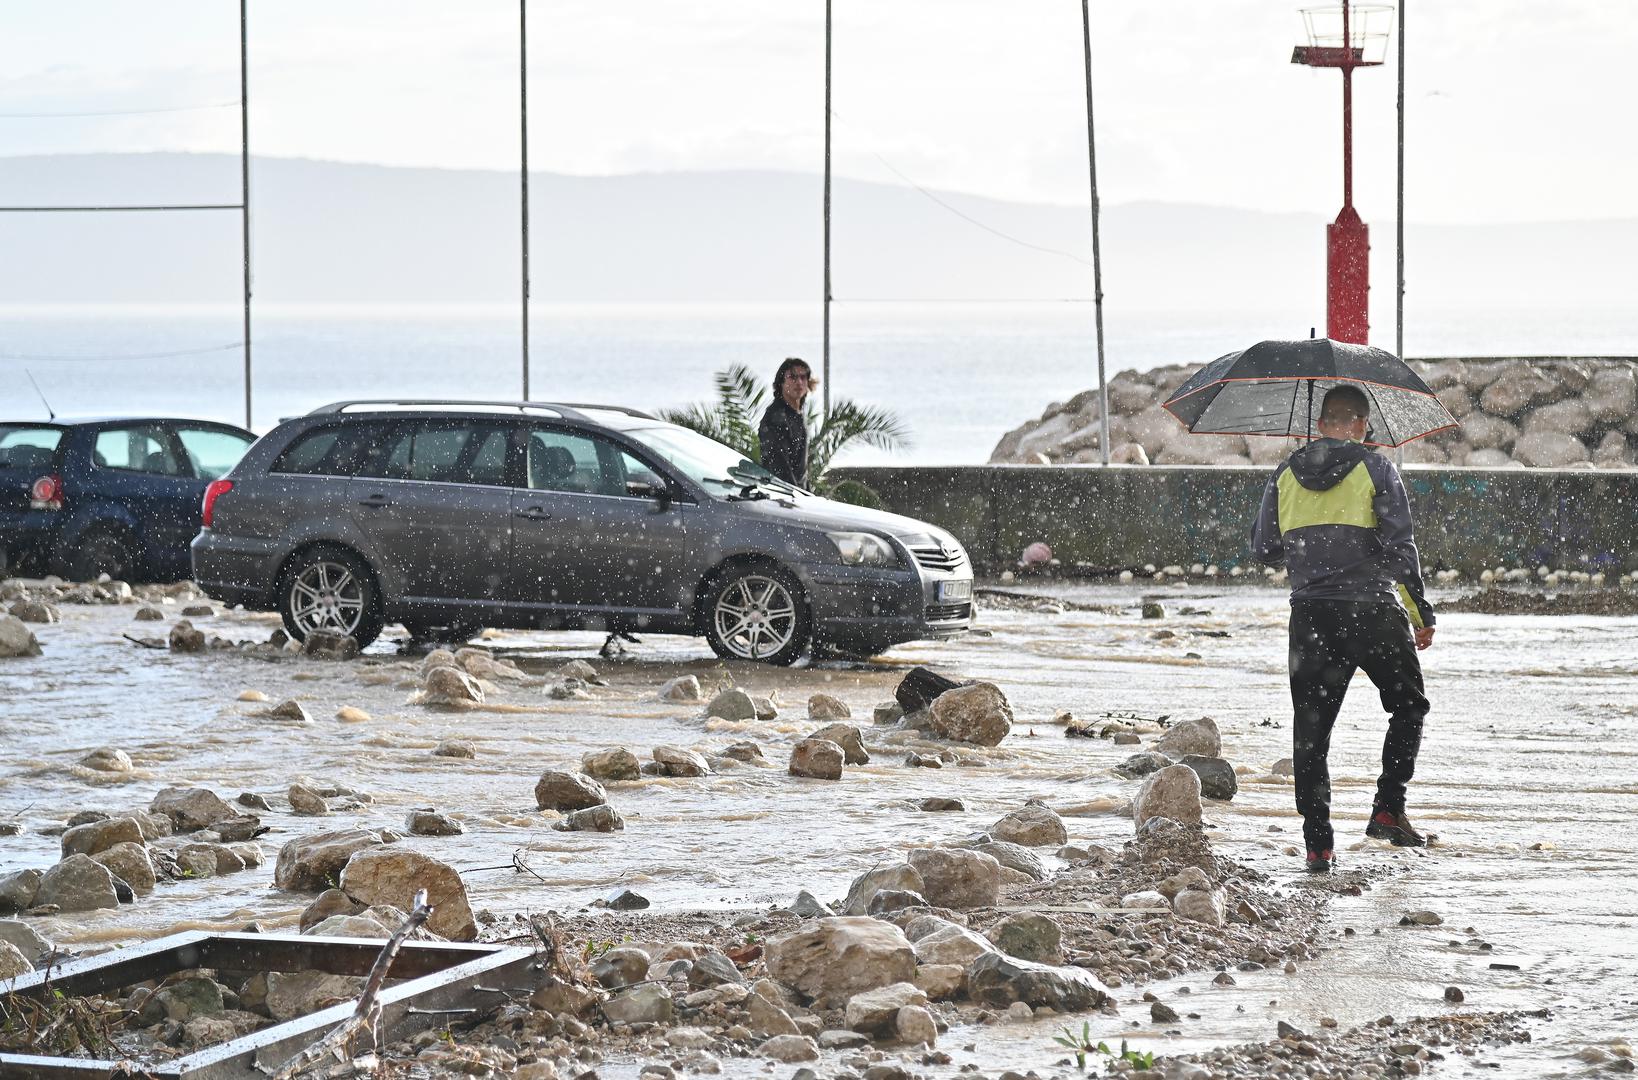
[1366,807,1427,847]
[1305,849,1334,874]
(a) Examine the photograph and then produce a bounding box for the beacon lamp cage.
[0,930,541,1080]
[1293,4,1392,67]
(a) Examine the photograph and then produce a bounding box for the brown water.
[2,583,1634,1077]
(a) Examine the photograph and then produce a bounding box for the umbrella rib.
[1286,380,1301,439]
[1363,383,1395,446]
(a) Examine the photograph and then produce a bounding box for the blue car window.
[94,426,184,476]
[0,426,63,470]
[177,428,254,481]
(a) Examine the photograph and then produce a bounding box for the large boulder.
[0,871,43,914]
[339,848,476,942]
[1172,888,1227,927]
[1461,413,1519,452]
[91,843,158,896]
[1523,399,1594,437]
[927,682,1013,746]
[843,863,925,916]
[911,923,997,968]
[809,723,868,764]
[973,841,1048,881]
[1155,717,1221,760]
[0,614,42,658]
[1513,431,1590,468]
[534,770,608,811]
[988,912,1063,964]
[581,747,641,781]
[421,666,485,705]
[1587,366,1638,423]
[1480,364,1556,416]
[905,847,1002,909]
[34,854,120,912]
[61,815,146,858]
[764,917,916,1007]
[990,805,1067,848]
[966,953,1111,1011]
[844,982,927,1035]
[150,787,237,833]
[788,739,844,780]
[1133,764,1203,829]
[273,828,389,892]
[0,920,53,964]
[706,688,757,722]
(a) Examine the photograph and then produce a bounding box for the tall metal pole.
[822,0,832,419]
[239,0,252,429]
[1080,0,1110,466]
[1395,0,1405,361]
[519,0,531,400]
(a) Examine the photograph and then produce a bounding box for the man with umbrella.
[1249,384,1436,872]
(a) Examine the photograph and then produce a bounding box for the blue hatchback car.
[0,417,257,582]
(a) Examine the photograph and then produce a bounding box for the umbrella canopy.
[1161,338,1458,449]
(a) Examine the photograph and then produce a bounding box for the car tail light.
[29,474,63,510]
[202,479,233,527]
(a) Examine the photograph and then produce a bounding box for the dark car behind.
[0,417,256,582]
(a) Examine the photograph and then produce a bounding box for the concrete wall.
[833,465,1638,574]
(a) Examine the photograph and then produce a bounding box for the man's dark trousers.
[1290,599,1429,853]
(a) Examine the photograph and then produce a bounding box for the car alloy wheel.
[712,573,799,661]
[288,559,366,637]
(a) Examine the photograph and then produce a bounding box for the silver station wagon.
[192,401,974,664]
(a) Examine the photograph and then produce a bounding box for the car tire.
[277,545,384,649]
[65,527,137,583]
[401,621,482,644]
[702,563,810,666]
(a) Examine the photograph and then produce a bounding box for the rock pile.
[991,357,1638,468]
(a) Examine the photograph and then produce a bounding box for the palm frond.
[807,398,912,480]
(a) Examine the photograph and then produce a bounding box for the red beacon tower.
[1292,4,1391,345]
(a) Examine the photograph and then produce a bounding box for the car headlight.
[827,531,901,567]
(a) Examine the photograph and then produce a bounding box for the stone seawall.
[832,465,1638,575]
[990,356,1638,469]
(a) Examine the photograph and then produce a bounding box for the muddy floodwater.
[3,581,1636,1077]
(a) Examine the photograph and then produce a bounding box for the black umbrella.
[1161,338,1458,449]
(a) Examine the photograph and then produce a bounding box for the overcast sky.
[0,1,1623,225]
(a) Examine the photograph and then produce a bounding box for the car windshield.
[624,425,797,498]
[0,426,64,470]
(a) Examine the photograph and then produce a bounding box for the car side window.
[619,450,668,498]
[177,428,254,481]
[524,429,607,494]
[371,421,511,486]
[94,425,185,476]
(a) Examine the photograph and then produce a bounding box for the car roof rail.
[305,400,657,422]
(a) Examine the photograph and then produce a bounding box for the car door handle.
[357,493,390,508]
[514,506,551,521]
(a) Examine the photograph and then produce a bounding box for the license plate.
[938,579,973,603]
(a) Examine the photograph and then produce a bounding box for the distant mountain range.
[0,152,1631,309]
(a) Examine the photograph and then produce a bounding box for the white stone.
[1132,765,1203,829]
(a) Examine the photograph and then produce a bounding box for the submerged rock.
[534,770,609,811]
[809,723,869,764]
[788,738,845,780]
[1156,717,1222,760]
[927,682,1013,746]
[707,688,757,722]
[581,747,641,781]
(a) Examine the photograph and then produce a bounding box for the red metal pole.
[1342,65,1353,208]
[1326,2,1369,343]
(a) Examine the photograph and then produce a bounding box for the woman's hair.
[772,357,812,398]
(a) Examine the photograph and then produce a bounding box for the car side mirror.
[628,479,672,509]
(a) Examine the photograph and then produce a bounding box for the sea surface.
[3,302,1635,465]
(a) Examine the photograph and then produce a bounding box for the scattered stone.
[406,810,464,836]
[990,804,1067,847]
[913,963,964,1001]
[912,923,998,968]
[300,889,363,931]
[0,614,43,657]
[273,828,389,892]
[751,695,780,721]
[658,675,702,702]
[706,688,757,722]
[927,682,1013,746]
[1156,866,1211,898]
[1132,764,1204,829]
[1213,972,1236,986]
[966,953,1111,1011]
[287,784,330,816]
[906,847,1002,909]
[237,792,273,811]
[340,848,476,941]
[808,693,852,721]
[265,699,313,723]
[91,843,156,895]
[180,604,215,618]
[134,606,166,621]
[919,797,965,812]
[974,841,1048,881]
[1444,986,1465,1003]
[560,658,604,684]
[764,917,916,1007]
[1181,755,1238,800]
[786,890,831,918]
[810,723,869,764]
[421,666,485,705]
[987,911,1062,963]
[1156,717,1222,759]
[151,786,237,832]
[433,739,476,759]
[605,984,674,1025]
[301,630,360,660]
[1173,889,1226,927]
[535,770,609,811]
[905,752,942,768]
[548,678,593,701]
[1402,910,1444,926]
[74,746,133,774]
[8,600,59,624]
[757,1034,818,1063]
[34,854,120,912]
[789,738,845,780]
[1,871,44,914]
[719,741,768,764]
[1141,601,1166,619]
[844,864,925,916]
[873,701,904,726]
[61,815,146,858]
[582,747,642,781]
[0,940,29,979]
[845,982,928,1035]
[653,745,711,777]
[592,946,652,989]
[745,989,800,1036]
[1151,1000,1181,1023]
[335,706,371,722]
[600,887,650,911]
[1115,751,1174,779]
[167,619,206,653]
[556,805,625,832]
